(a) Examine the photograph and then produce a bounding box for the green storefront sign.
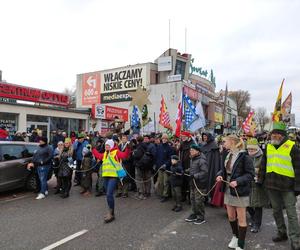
[190,58,216,86]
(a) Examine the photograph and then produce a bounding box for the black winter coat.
[189,154,208,190]
[169,162,184,187]
[218,151,254,197]
[201,133,221,196]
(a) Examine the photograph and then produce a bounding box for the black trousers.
[61,176,72,195]
[74,160,82,184]
[247,207,263,227]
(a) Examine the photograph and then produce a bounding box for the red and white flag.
[175,102,182,137]
[242,111,254,133]
[159,95,172,130]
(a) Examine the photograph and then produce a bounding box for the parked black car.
[0,141,53,192]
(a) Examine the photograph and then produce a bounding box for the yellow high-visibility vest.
[266,140,295,178]
[102,150,119,178]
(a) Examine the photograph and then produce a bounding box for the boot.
[272,233,288,242]
[104,209,115,223]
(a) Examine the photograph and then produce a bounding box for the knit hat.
[64,137,72,144]
[171,155,179,161]
[271,122,287,136]
[105,139,115,149]
[190,144,202,152]
[40,136,48,144]
[246,138,259,150]
[77,133,85,139]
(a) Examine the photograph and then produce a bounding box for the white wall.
[0,103,89,132]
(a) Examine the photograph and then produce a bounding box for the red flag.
[242,111,254,134]
[159,95,172,130]
[175,102,182,137]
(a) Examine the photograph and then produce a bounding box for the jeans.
[37,166,50,195]
[104,177,118,210]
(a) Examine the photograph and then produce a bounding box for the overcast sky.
[1,0,299,123]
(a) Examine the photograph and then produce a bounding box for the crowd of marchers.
[1,122,300,250]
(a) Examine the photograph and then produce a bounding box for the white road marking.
[40,229,88,250]
[0,194,32,203]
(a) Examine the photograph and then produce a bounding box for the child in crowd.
[169,155,184,212]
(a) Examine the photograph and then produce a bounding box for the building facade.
[76,48,238,134]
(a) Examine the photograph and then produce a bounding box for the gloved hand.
[160,164,166,171]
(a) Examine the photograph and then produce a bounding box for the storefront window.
[27,114,48,123]
[0,113,18,135]
[50,117,68,132]
[69,118,86,133]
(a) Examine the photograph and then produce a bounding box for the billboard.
[100,65,147,94]
[82,72,101,105]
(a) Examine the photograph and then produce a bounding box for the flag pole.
[154,112,156,133]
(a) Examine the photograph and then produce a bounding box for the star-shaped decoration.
[129,86,151,111]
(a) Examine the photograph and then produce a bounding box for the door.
[27,122,50,140]
[0,144,30,191]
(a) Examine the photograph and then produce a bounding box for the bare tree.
[63,86,76,107]
[255,107,270,132]
[228,90,251,119]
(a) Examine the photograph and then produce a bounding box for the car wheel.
[26,173,37,191]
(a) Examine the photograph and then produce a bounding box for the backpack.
[135,145,153,170]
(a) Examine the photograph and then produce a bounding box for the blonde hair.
[224,134,245,150]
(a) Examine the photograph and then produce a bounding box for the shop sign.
[94,104,128,121]
[214,106,223,123]
[167,74,181,82]
[0,97,17,103]
[0,82,69,106]
[101,91,132,103]
[190,60,208,77]
[82,72,101,105]
[0,119,16,132]
[101,65,147,94]
[158,56,172,71]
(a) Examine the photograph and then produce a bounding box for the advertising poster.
[82,72,101,105]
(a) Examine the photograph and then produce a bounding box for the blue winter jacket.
[155,143,174,170]
[73,139,89,161]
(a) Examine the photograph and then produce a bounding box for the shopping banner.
[82,72,101,105]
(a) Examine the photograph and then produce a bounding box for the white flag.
[189,102,206,132]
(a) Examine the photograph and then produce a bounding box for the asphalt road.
[0,179,298,250]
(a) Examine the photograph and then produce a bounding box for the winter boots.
[104,209,115,223]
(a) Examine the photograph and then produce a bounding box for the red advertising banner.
[0,82,69,106]
[82,72,101,105]
[93,104,128,121]
[183,85,199,101]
